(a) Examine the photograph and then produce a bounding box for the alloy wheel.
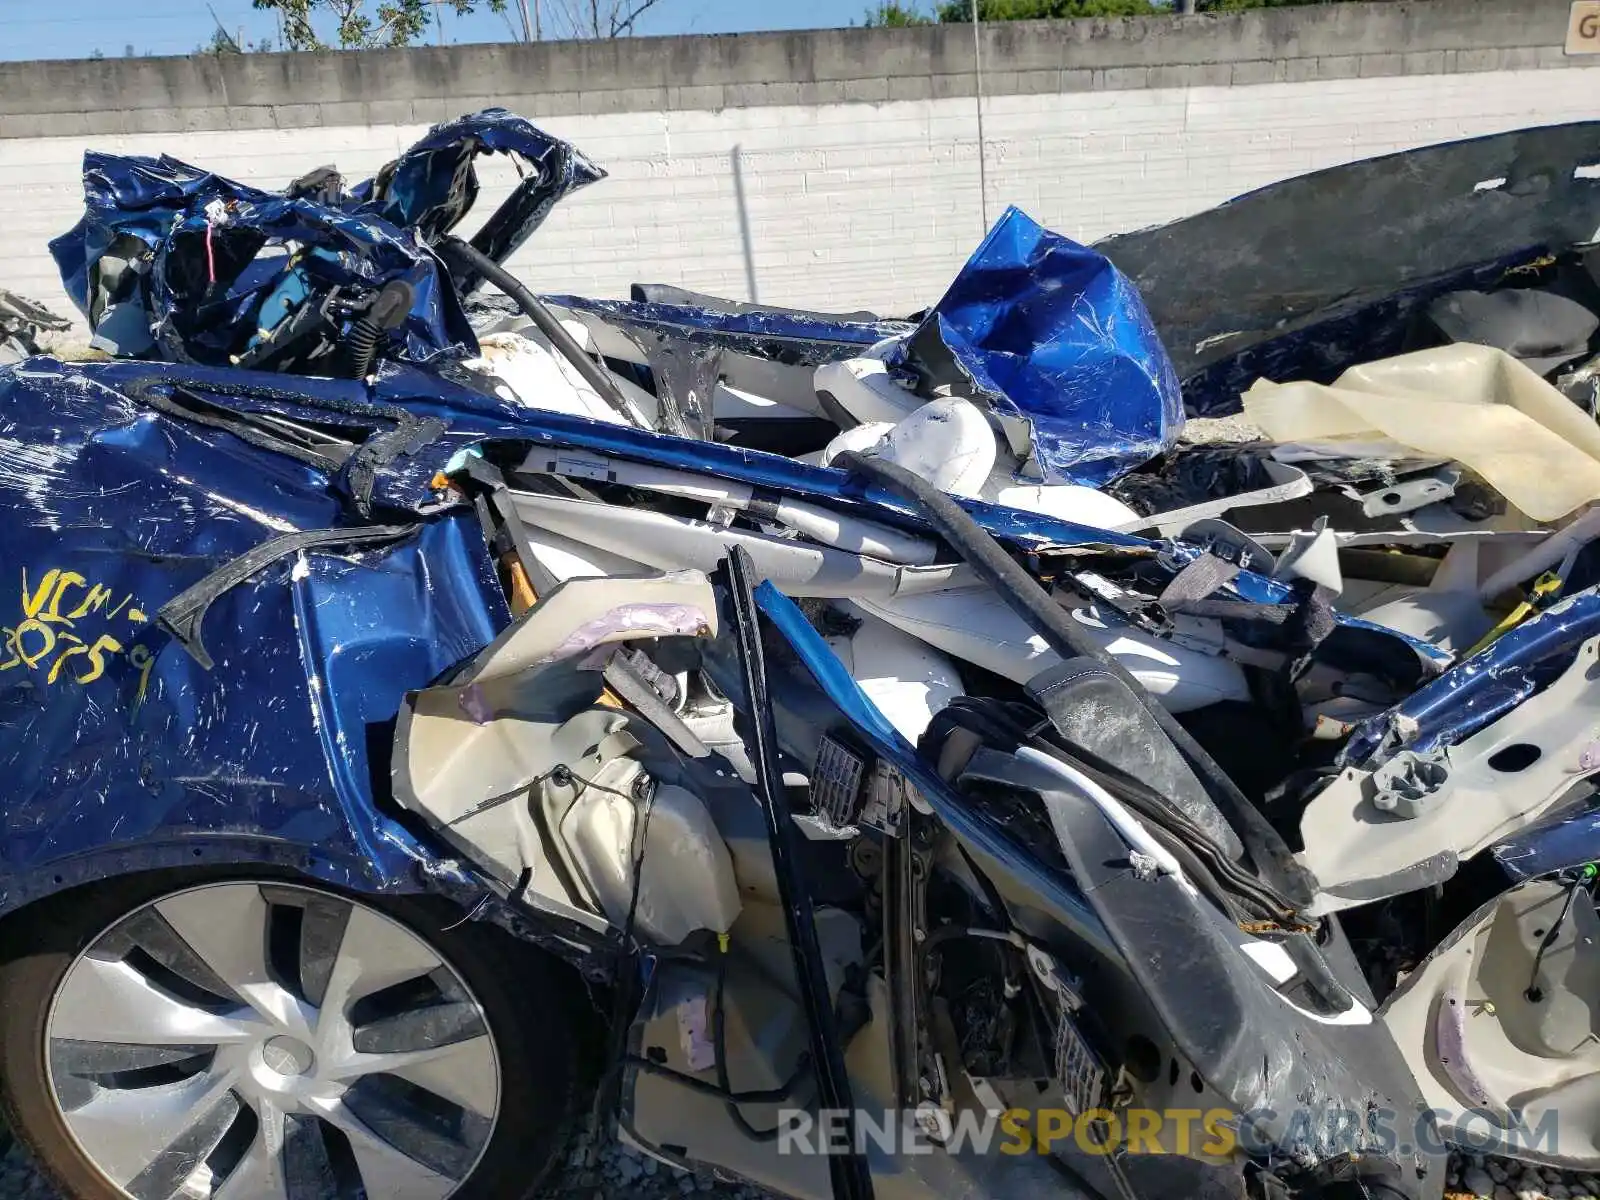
[44,881,501,1200]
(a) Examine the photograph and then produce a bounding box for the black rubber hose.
[436,235,640,427]
[346,278,416,380]
[344,316,382,380]
[834,449,1315,912]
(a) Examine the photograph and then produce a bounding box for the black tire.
[0,868,589,1200]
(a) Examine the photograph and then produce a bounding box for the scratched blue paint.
[0,360,505,917]
[1343,588,1600,767]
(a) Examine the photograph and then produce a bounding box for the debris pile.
[2,109,1599,1200]
[0,288,69,362]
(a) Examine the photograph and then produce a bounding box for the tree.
[196,28,276,54]
[250,0,509,50]
[933,0,1362,17]
[538,0,666,38]
[863,2,935,24]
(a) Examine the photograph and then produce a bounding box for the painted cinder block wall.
[0,0,1595,324]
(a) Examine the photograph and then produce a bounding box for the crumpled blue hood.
[899,206,1185,487]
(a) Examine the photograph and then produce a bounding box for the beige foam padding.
[1244,344,1600,521]
[1383,880,1600,1168]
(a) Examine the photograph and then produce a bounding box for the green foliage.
[196,27,277,54]
[863,2,935,24]
[935,0,1158,19]
[250,0,507,50]
[934,0,1363,18]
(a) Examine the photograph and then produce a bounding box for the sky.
[0,0,879,60]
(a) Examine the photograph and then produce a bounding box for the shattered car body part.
[1100,121,1600,415]
[394,573,742,945]
[354,108,605,282]
[49,109,605,374]
[0,358,550,934]
[28,110,1600,1197]
[1307,626,1600,912]
[0,346,1459,1198]
[1381,877,1600,1170]
[897,206,1185,488]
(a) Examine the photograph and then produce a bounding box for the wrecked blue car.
[0,112,1597,1200]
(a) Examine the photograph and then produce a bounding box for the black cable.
[836,450,1314,915]
[1526,875,1587,1002]
[435,235,641,427]
[626,1048,812,1105]
[714,950,789,1141]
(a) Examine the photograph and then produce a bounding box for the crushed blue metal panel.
[1343,588,1600,767]
[50,151,472,367]
[351,108,607,282]
[0,359,505,914]
[899,206,1185,487]
[48,110,607,373]
[545,293,913,367]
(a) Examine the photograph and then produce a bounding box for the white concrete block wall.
[1,63,1597,329]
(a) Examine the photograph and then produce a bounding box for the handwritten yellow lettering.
[13,619,55,668]
[12,566,148,697]
[71,634,123,685]
[44,571,87,624]
[129,644,155,715]
[20,568,57,621]
[47,643,87,684]
[64,582,115,622]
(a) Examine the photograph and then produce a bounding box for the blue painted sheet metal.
[901,206,1185,487]
[0,360,505,914]
[49,110,604,371]
[1343,589,1600,767]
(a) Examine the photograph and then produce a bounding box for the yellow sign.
[1569,1,1600,53]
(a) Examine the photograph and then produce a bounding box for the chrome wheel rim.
[45,881,501,1200]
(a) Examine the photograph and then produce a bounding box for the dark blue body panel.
[0,360,507,916]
